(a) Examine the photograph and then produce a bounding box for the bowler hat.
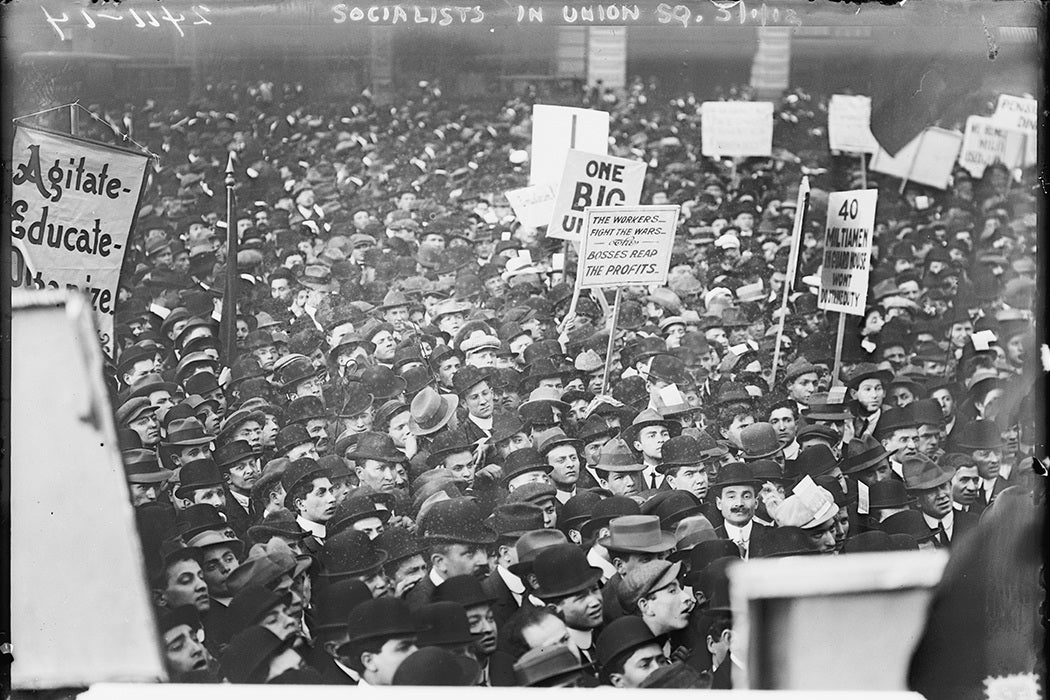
[491,502,545,540]
[174,457,224,498]
[347,431,405,464]
[514,644,586,687]
[247,509,308,544]
[576,415,617,444]
[599,515,676,553]
[656,435,715,475]
[845,362,893,389]
[408,387,459,436]
[217,408,265,444]
[274,356,323,390]
[329,494,392,534]
[951,419,1004,450]
[508,529,568,578]
[803,393,852,421]
[360,365,408,402]
[560,491,607,532]
[531,543,603,600]
[221,626,289,683]
[335,381,374,418]
[647,354,690,385]
[839,435,890,475]
[426,427,476,469]
[595,616,659,668]
[739,422,782,460]
[319,528,388,578]
[711,462,760,493]
[879,510,937,542]
[312,579,373,636]
[647,490,702,531]
[392,646,481,686]
[751,526,821,558]
[179,503,235,539]
[784,444,839,482]
[452,365,496,396]
[868,479,917,509]
[285,396,327,424]
[685,540,741,578]
[908,398,943,427]
[280,458,330,507]
[214,440,258,469]
[491,410,529,444]
[580,496,642,542]
[375,526,425,564]
[416,602,477,647]
[275,424,314,455]
[435,574,497,608]
[874,407,919,438]
[902,454,953,491]
[501,448,553,485]
[339,598,417,651]
[419,497,497,544]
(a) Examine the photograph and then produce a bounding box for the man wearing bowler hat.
[376,526,429,599]
[711,463,770,559]
[435,574,516,685]
[951,418,1013,512]
[875,407,921,477]
[214,440,262,532]
[407,497,497,611]
[348,432,406,495]
[281,457,336,545]
[334,597,419,685]
[595,616,669,687]
[530,543,606,669]
[902,454,978,548]
[453,365,498,444]
[482,502,546,627]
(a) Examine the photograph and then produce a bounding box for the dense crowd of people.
[94,76,1042,689]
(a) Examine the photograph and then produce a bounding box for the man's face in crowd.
[831,506,850,551]
[160,558,211,612]
[343,407,373,434]
[227,455,261,493]
[882,346,908,371]
[440,544,490,579]
[717,485,757,526]
[297,477,338,522]
[889,384,917,408]
[882,427,918,461]
[916,423,941,457]
[389,553,427,595]
[287,441,320,462]
[972,447,1002,480]
[857,459,894,487]
[916,482,953,519]
[397,192,417,211]
[384,305,411,332]
[633,425,669,461]
[722,414,755,449]
[546,445,580,488]
[951,465,981,506]
[804,517,838,554]
[386,411,413,449]
[362,637,418,685]
[667,464,709,501]
[768,407,797,446]
[436,356,461,387]
[252,344,278,370]
[852,379,885,413]
[930,388,954,419]
[191,485,227,511]
[465,603,498,657]
[553,584,603,630]
[129,410,161,446]
[949,321,973,347]
[463,380,494,419]
[583,434,611,467]
[437,313,465,338]
[292,376,324,401]
[353,210,371,229]
[305,418,330,454]
[233,420,263,449]
[163,624,212,675]
[521,613,571,651]
[483,275,507,298]
[705,328,728,350]
[640,580,695,632]
[356,459,398,493]
[443,450,477,490]
[260,414,280,447]
[200,544,239,598]
[611,643,668,688]
[600,470,639,498]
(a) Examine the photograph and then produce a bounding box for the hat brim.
[409,395,460,436]
[533,568,603,600]
[597,531,677,553]
[906,471,954,491]
[127,469,175,485]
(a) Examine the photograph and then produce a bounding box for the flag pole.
[831,312,847,387]
[770,176,810,386]
[600,287,623,395]
[220,154,239,366]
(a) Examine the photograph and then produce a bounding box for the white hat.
[459,330,501,354]
[714,233,741,249]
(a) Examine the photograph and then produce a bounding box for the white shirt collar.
[587,547,618,583]
[555,487,575,504]
[429,566,446,587]
[296,515,326,542]
[469,414,493,432]
[922,509,955,539]
[723,520,753,542]
[567,627,593,652]
[230,489,251,510]
[497,564,525,595]
[334,658,361,682]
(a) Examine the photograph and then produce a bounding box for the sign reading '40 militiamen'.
[10,124,150,355]
[818,189,878,316]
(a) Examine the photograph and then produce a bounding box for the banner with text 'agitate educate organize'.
[10,125,150,355]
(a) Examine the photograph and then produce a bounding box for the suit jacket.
[487,650,518,687]
[710,658,733,690]
[310,648,358,685]
[971,472,1014,513]
[404,574,439,612]
[602,572,626,625]
[224,494,253,539]
[951,509,980,544]
[482,569,530,629]
[713,521,773,557]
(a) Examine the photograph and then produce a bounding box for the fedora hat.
[347,431,405,464]
[597,438,645,473]
[360,365,408,402]
[213,439,258,469]
[419,497,497,545]
[228,585,291,634]
[491,502,545,540]
[868,479,917,509]
[844,362,893,389]
[621,408,679,446]
[452,365,497,397]
[318,528,388,579]
[122,448,172,485]
[501,447,553,485]
[285,395,327,425]
[951,419,1004,450]
[408,387,459,436]
[517,387,570,427]
[221,626,290,683]
[274,357,324,390]
[842,530,894,554]
[595,616,659,669]
[874,407,920,438]
[803,393,852,421]
[908,398,943,427]
[299,264,339,293]
[507,528,568,578]
[739,422,782,460]
[163,417,215,448]
[576,415,618,444]
[534,427,582,457]
[531,543,603,600]
[667,515,717,558]
[226,537,310,595]
[514,644,586,687]
[902,454,953,491]
[426,427,477,469]
[338,598,417,651]
[784,444,839,482]
[598,515,676,553]
[839,435,890,475]
[127,373,179,401]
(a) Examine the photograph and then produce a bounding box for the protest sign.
[504,184,556,229]
[818,189,878,316]
[828,95,879,154]
[576,205,678,289]
[992,94,1037,166]
[530,105,610,188]
[547,150,647,242]
[700,101,774,157]
[10,125,149,354]
[959,115,1027,178]
[869,127,962,190]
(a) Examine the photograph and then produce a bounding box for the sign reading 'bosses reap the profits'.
[818,189,878,316]
[576,205,679,289]
[10,125,150,354]
[701,101,774,158]
[547,150,647,242]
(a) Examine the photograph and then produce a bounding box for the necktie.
[936,521,949,547]
[733,538,748,559]
[650,472,659,489]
